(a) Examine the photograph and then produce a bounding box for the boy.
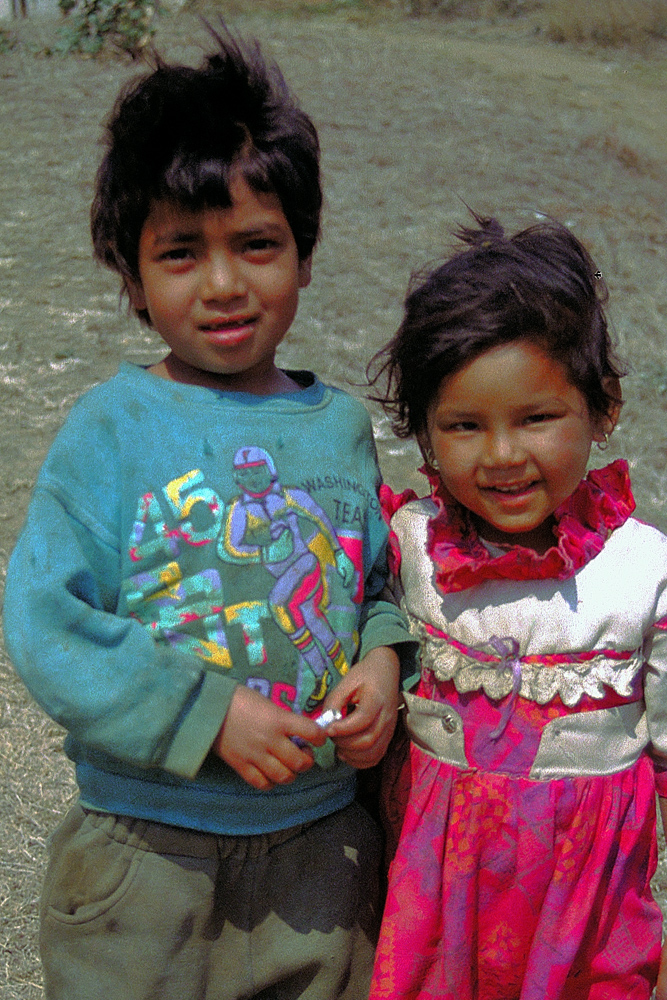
[3,29,410,1000]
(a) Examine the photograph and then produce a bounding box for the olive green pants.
[40,801,381,1000]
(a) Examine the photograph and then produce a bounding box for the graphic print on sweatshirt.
[122,446,366,715]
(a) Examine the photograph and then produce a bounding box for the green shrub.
[0,25,17,52]
[55,0,158,56]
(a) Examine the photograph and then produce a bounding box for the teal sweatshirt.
[4,364,410,835]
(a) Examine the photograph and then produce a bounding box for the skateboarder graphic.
[221,446,357,712]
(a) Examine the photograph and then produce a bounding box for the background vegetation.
[5,0,667,56]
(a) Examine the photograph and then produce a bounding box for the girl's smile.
[423,340,611,553]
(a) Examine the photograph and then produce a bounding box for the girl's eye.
[525,412,556,425]
[447,420,479,432]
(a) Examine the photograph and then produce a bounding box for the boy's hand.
[321,646,400,769]
[212,685,327,790]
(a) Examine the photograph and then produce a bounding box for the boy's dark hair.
[369,214,625,437]
[91,26,321,320]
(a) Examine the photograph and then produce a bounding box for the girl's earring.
[597,432,610,452]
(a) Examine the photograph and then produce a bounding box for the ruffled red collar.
[381,459,635,595]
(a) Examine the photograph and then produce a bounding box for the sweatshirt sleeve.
[3,485,237,779]
[352,408,414,662]
[356,594,413,661]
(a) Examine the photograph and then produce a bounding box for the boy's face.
[127,176,311,394]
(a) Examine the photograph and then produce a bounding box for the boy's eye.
[244,237,279,254]
[160,247,193,262]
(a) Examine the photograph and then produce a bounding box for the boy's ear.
[298,255,312,289]
[594,376,622,441]
[125,276,147,313]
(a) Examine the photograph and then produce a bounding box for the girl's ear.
[417,430,438,469]
[594,376,622,442]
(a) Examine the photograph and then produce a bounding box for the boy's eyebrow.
[234,217,297,240]
[152,230,200,245]
[233,222,291,240]
[151,221,290,245]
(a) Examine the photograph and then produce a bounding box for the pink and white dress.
[370,461,667,1000]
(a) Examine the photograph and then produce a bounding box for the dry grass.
[402,0,539,17]
[545,0,667,48]
[363,0,667,51]
[1,3,666,996]
[0,641,76,998]
[185,0,667,52]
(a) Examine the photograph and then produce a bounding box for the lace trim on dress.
[381,460,635,594]
[408,617,643,707]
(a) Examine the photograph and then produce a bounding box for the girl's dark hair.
[369,214,625,436]
[91,26,321,320]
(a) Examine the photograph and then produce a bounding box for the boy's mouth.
[200,315,257,344]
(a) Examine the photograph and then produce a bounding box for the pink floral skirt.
[370,711,662,1000]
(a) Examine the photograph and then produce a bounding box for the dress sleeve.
[3,485,237,779]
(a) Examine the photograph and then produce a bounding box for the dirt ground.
[1,4,666,995]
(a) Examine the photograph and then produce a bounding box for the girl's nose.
[202,254,246,300]
[482,430,525,467]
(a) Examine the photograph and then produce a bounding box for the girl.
[368,215,667,1000]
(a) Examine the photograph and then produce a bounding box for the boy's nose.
[202,254,246,300]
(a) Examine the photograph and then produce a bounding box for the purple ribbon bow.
[486,635,522,740]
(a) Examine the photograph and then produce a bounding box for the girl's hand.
[657,797,667,1000]
[321,646,400,768]
[656,936,667,1000]
[212,685,326,790]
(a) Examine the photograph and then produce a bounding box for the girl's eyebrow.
[435,400,481,415]
[514,396,567,411]
[439,408,476,416]
[436,396,567,418]
[435,407,480,421]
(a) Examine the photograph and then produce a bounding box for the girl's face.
[422,340,614,554]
